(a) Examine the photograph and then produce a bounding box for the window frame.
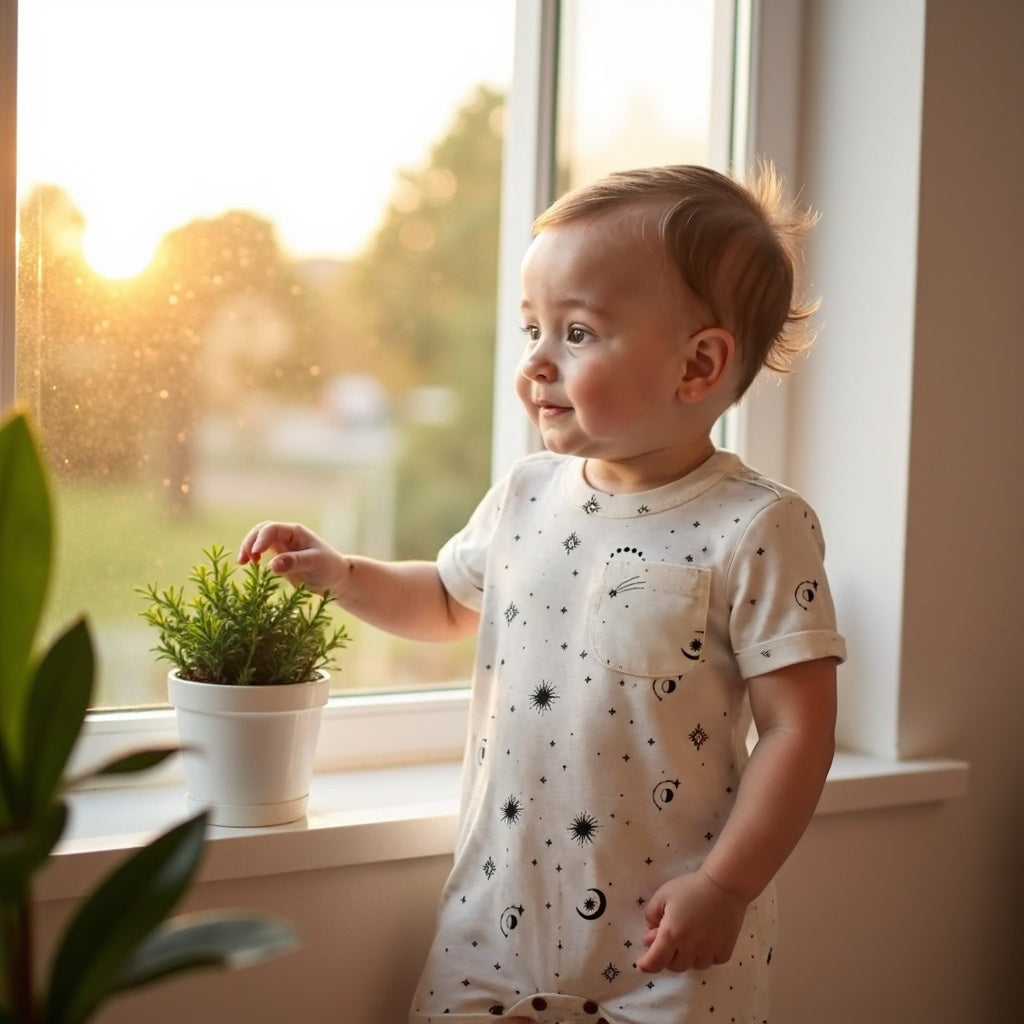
[2,0,792,780]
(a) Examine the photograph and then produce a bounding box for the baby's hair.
[533,162,819,398]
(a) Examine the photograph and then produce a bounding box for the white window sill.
[39,750,968,904]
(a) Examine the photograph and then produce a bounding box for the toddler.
[239,163,846,1024]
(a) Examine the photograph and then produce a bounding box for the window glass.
[15,0,514,707]
[554,0,731,446]
[555,0,719,189]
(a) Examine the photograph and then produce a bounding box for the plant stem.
[1,897,37,1023]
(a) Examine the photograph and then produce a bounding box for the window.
[11,0,515,707]
[3,1,746,738]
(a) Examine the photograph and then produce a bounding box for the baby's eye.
[519,324,540,343]
[566,325,590,345]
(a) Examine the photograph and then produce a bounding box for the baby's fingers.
[636,926,677,974]
[238,522,302,564]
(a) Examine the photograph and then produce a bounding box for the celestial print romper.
[409,450,846,1024]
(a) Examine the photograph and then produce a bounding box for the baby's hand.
[635,869,749,973]
[237,521,346,595]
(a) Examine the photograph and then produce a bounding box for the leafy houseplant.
[0,411,297,1024]
[138,545,349,687]
[139,548,351,827]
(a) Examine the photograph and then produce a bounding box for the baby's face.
[516,212,713,489]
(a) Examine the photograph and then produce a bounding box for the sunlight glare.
[82,222,158,280]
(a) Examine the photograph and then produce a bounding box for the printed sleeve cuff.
[734,630,847,678]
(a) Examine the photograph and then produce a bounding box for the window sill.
[39,751,967,904]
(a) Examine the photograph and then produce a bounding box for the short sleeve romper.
[408,450,846,1024]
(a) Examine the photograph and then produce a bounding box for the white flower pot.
[168,670,330,827]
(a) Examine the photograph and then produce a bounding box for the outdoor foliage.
[0,411,298,1024]
[138,545,350,686]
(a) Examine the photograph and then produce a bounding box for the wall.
[44,2,1023,1023]
[776,0,1024,1021]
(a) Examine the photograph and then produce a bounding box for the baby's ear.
[676,328,736,402]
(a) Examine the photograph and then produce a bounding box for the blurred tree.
[143,211,311,512]
[342,85,504,558]
[16,185,139,479]
[16,194,312,512]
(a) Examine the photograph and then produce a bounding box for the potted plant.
[0,410,297,1024]
[138,546,350,826]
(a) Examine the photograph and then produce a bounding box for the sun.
[82,221,158,280]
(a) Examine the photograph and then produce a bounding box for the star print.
[504,602,519,625]
[690,724,710,750]
[483,857,496,879]
[607,575,645,598]
[602,963,621,983]
[529,681,559,713]
[563,532,582,553]
[582,496,601,514]
[637,504,650,514]
[567,811,601,845]
[757,547,765,555]
[500,795,523,826]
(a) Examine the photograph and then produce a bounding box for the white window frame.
[2,0,805,782]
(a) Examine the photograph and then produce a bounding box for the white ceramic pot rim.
[167,669,330,714]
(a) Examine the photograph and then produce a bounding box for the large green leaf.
[44,812,208,1024]
[23,620,94,815]
[65,746,182,791]
[0,803,68,903]
[110,911,298,995]
[0,413,53,761]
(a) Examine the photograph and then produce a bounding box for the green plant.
[0,410,298,1024]
[138,546,349,686]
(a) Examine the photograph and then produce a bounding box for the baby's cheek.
[514,373,536,416]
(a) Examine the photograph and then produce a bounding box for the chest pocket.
[589,559,711,678]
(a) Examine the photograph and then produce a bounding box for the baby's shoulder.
[711,453,819,525]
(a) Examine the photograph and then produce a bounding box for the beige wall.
[63,3,1024,1023]
[777,0,1024,1020]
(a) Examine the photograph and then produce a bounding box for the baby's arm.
[238,521,479,643]
[637,656,837,973]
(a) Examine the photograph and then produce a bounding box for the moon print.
[499,904,524,937]
[576,888,608,921]
[652,677,678,702]
[652,778,681,810]
[681,630,705,660]
[795,579,819,609]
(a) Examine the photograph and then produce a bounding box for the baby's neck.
[582,441,716,494]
